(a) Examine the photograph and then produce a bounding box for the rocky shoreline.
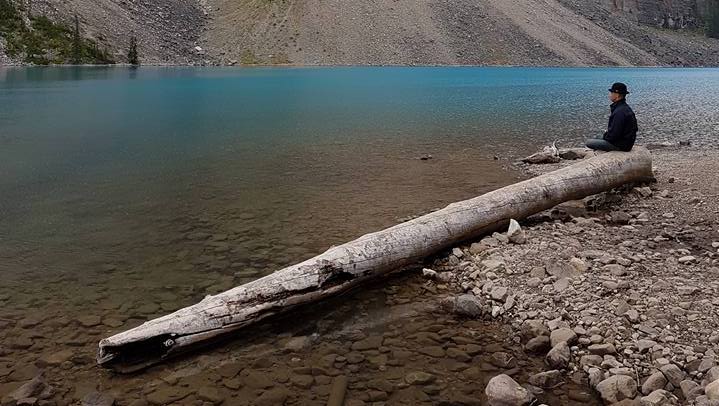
[429,145,719,405]
[2,145,717,406]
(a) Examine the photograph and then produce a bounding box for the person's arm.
[603,110,627,144]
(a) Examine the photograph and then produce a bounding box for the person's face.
[608,91,622,103]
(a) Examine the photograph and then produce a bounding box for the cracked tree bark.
[97,147,653,371]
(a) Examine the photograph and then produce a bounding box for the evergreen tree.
[708,0,719,39]
[71,14,82,64]
[127,34,139,65]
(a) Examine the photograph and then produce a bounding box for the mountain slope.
[201,0,719,66]
[2,0,719,65]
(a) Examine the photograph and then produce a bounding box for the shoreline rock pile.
[430,161,719,405]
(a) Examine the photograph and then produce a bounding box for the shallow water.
[1,66,718,403]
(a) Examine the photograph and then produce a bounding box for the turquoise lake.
[0,66,718,402]
[1,66,719,292]
[2,66,719,285]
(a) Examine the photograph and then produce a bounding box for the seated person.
[586,82,638,152]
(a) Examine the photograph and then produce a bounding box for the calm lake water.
[1,66,718,403]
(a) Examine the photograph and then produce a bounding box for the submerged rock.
[528,370,562,389]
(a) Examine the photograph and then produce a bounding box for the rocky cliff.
[1,0,718,66]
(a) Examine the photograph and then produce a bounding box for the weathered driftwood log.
[98,147,653,371]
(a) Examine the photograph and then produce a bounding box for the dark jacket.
[603,99,638,151]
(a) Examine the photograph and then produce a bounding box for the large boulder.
[595,375,638,404]
[485,374,533,406]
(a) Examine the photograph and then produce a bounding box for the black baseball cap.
[608,82,630,95]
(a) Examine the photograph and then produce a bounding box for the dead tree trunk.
[98,147,653,371]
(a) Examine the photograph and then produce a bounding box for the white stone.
[507,219,526,244]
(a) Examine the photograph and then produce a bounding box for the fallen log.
[97,147,653,371]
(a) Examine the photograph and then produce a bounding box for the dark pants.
[586,139,620,152]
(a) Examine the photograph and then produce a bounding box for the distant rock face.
[572,0,704,28]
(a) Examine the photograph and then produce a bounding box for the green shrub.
[0,1,114,64]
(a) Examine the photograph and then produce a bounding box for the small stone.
[525,336,551,354]
[604,264,627,276]
[405,372,435,385]
[284,336,310,352]
[82,392,115,406]
[450,294,485,318]
[677,286,699,296]
[6,375,47,402]
[528,370,562,388]
[550,328,578,347]
[625,309,640,322]
[217,362,242,378]
[699,358,716,373]
[610,211,631,225]
[595,375,638,404]
[242,370,274,389]
[660,364,685,386]
[588,367,604,388]
[553,278,570,292]
[485,374,533,406]
[589,343,616,356]
[637,340,657,353]
[704,367,719,386]
[520,320,549,340]
[77,315,102,327]
[351,336,383,351]
[422,268,438,278]
[680,380,699,400]
[569,257,587,273]
[580,355,603,369]
[640,389,676,406]
[418,346,445,358]
[469,242,489,254]
[642,372,668,395]
[290,374,313,389]
[490,352,517,368]
[527,277,542,288]
[706,378,719,400]
[546,342,571,369]
[678,256,697,264]
[490,287,509,302]
[254,388,290,406]
[39,349,74,366]
[482,259,505,271]
[197,387,223,404]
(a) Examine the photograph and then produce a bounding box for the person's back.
[586,82,638,152]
